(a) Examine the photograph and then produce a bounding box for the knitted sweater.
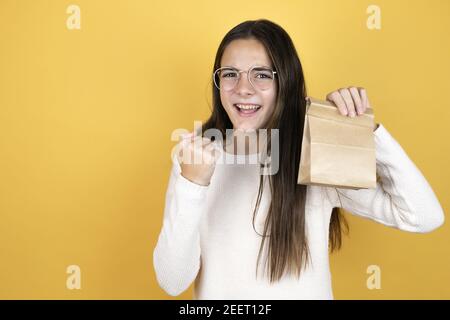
[153,123,445,299]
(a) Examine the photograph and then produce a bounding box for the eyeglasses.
[213,66,277,91]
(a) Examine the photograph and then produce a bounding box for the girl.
[153,19,444,299]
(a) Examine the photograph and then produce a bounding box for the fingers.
[178,131,219,165]
[203,141,222,164]
[349,87,363,115]
[358,87,368,113]
[180,131,212,147]
[338,88,356,117]
[326,91,349,116]
[180,131,195,139]
[326,87,371,117]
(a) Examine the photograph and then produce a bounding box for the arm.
[153,150,208,296]
[324,123,445,233]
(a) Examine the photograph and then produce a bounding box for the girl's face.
[219,39,277,131]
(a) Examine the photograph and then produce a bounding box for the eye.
[256,73,271,79]
[254,71,273,80]
[222,72,237,78]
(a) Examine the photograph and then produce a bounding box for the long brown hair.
[201,19,348,283]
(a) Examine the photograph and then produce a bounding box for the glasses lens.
[214,68,238,91]
[213,67,276,91]
[250,68,275,90]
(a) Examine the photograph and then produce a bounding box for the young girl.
[153,19,445,300]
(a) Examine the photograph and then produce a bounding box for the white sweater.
[153,123,445,299]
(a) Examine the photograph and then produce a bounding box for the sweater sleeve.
[324,123,445,233]
[153,148,209,296]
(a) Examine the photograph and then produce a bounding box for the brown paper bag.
[297,97,376,189]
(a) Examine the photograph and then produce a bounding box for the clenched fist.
[176,132,221,186]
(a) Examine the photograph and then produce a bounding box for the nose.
[235,73,255,95]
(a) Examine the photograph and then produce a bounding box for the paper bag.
[297,97,376,189]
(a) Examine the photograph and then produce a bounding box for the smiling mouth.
[233,103,262,117]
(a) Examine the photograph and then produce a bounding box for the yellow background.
[0,0,449,299]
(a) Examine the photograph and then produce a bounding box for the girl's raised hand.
[324,86,370,117]
[177,132,221,186]
[322,86,378,130]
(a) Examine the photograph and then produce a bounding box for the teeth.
[235,104,261,110]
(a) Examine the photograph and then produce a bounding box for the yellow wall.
[0,0,448,299]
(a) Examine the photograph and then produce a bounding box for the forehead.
[220,38,273,69]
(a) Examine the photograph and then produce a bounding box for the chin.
[233,124,259,132]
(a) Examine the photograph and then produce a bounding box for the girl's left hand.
[325,86,370,117]
[322,86,378,130]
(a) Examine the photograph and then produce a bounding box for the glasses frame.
[213,65,277,91]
